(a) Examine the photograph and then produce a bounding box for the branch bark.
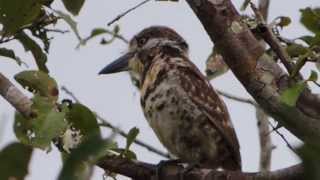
[257,0,273,172]
[98,155,304,180]
[256,107,273,172]
[0,73,32,117]
[185,0,320,146]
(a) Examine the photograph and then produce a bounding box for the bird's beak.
[98,52,135,75]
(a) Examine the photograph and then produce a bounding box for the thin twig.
[98,121,170,158]
[44,28,69,34]
[216,89,257,106]
[107,0,153,26]
[61,86,170,159]
[268,122,298,154]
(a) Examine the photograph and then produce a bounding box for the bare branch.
[107,0,152,26]
[0,73,32,117]
[61,86,170,159]
[216,89,256,106]
[98,155,304,180]
[256,107,274,172]
[257,0,273,172]
[268,122,298,154]
[258,0,270,21]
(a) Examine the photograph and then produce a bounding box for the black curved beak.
[99,52,135,75]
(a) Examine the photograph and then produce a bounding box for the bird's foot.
[178,163,199,180]
[155,159,182,180]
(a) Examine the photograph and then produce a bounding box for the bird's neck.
[139,45,188,90]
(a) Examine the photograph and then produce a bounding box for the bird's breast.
[140,72,220,166]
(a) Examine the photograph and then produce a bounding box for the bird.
[99,26,241,171]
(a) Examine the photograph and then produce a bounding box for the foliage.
[58,135,116,180]
[0,143,33,180]
[0,1,127,178]
[298,144,320,180]
[14,95,67,150]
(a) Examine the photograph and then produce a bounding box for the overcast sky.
[0,0,320,179]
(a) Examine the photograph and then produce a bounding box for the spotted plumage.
[99,26,241,170]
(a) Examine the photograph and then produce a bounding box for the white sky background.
[0,0,320,179]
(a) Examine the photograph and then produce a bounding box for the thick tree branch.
[98,155,304,180]
[0,73,32,117]
[258,0,270,21]
[185,0,320,146]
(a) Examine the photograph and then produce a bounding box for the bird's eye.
[137,38,147,47]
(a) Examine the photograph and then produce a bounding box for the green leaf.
[308,70,318,82]
[16,31,49,73]
[298,34,320,47]
[62,0,85,16]
[299,35,315,45]
[0,47,23,65]
[0,143,33,180]
[58,135,116,180]
[14,70,59,102]
[60,103,101,153]
[14,96,68,150]
[276,16,292,28]
[65,103,101,139]
[286,43,309,57]
[280,82,306,106]
[54,10,83,45]
[298,144,320,180]
[125,127,139,151]
[112,148,137,160]
[0,0,41,34]
[300,7,320,34]
[79,25,121,47]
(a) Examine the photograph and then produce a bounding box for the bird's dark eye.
[137,37,147,47]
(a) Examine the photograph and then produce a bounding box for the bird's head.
[99,26,188,87]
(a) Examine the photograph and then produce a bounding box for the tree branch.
[185,0,320,146]
[0,73,32,117]
[107,0,152,26]
[257,0,273,172]
[258,0,270,21]
[217,89,257,106]
[256,107,274,172]
[250,2,295,75]
[97,155,304,180]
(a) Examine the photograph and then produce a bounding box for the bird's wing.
[172,58,242,168]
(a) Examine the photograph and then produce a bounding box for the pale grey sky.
[0,0,319,179]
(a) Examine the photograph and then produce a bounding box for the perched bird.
[99,26,241,170]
